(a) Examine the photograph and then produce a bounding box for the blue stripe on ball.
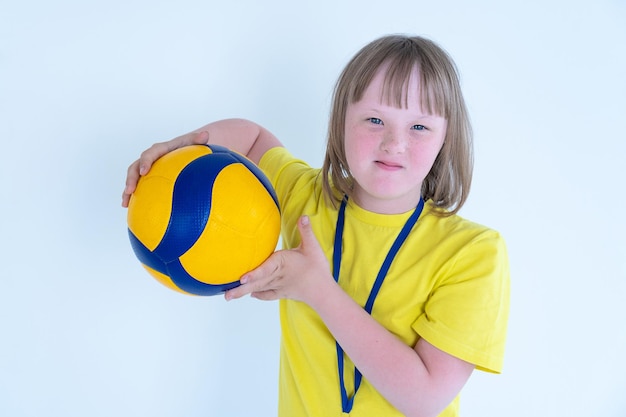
[166,260,241,296]
[128,229,168,275]
[153,151,234,262]
[130,228,241,295]
[209,145,280,212]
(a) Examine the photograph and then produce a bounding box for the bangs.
[380,60,449,118]
[346,37,456,119]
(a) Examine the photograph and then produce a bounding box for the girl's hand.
[225,216,335,304]
[121,131,209,207]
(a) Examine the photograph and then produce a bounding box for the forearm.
[222,215,472,415]
[190,118,281,164]
[308,280,466,417]
[309,282,427,415]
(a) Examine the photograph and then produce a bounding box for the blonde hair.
[321,35,473,216]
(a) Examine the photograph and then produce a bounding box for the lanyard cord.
[332,196,425,413]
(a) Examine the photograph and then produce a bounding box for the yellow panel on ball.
[180,163,282,285]
[127,145,212,251]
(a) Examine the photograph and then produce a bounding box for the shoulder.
[259,147,320,187]
[421,201,505,248]
[418,202,509,283]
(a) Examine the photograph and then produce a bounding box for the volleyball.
[127,144,281,296]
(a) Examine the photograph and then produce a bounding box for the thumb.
[297,215,316,248]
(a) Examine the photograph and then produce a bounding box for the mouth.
[375,160,403,170]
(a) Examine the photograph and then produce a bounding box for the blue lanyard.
[332,196,425,413]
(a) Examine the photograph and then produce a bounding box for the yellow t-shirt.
[259,148,510,417]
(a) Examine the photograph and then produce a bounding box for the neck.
[351,193,422,215]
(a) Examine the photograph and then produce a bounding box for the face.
[344,67,447,214]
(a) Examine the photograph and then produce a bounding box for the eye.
[412,124,427,131]
[368,117,383,125]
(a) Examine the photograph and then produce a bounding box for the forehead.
[356,64,443,117]
[368,65,419,105]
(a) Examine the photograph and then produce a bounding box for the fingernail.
[240,275,249,284]
[301,215,310,226]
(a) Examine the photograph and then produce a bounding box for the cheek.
[344,144,360,175]
[345,126,378,153]
[409,142,444,172]
[343,128,368,167]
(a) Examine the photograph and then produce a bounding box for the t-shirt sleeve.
[258,147,317,207]
[412,229,510,373]
[258,147,324,248]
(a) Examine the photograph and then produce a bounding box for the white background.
[1,0,625,416]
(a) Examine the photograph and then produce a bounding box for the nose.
[380,130,407,154]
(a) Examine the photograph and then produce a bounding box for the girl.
[122,35,510,417]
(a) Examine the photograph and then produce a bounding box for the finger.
[225,250,284,300]
[121,191,132,208]
[135,131,205,176]
[169,130,210,150]
[250,290,280,301]
[224,282,252,301]
[122,160,141,207]
[137,142,169,176]
[122,132,211,208]
[191,130,210,145]
[223,271,262,300]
